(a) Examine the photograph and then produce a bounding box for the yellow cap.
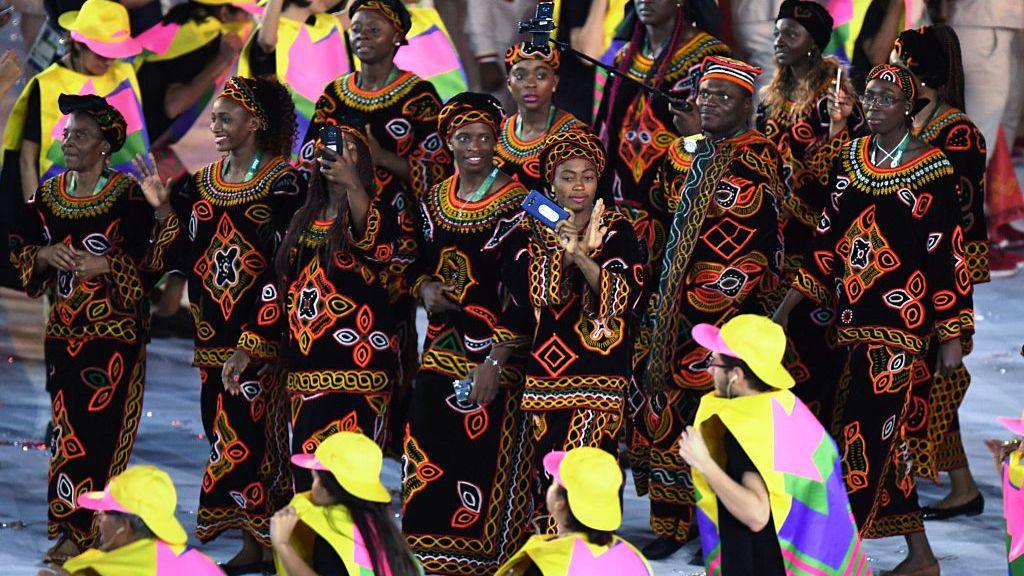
[78,465,187,545]
[544,447,623,531]
[692,314,795,389]
[291,432,391,503]
[58,0,142,59]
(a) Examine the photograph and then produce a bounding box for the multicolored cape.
[392,7,467,102]
[62,538,222,576]
[693,390,872,576]
[238,13,352,160]
[2,62,150,181]
[495,534,652,576]
[134,16,248,146]
[275,492,423,576]
[1004,450,1024,576]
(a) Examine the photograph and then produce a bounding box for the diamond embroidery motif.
[532,334,579,378]
[701,217,756,261]
[195,213,266,319]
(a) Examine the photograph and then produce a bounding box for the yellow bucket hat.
[78,465,188,545]
[291,432,391,503]
[58,0,142,59]
[691,314,795,389]
[543,447,623,531]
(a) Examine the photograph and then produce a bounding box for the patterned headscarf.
[700,55,763,94]
[504,42,561,73]
[866,63,918,104]
[776,0,834,52]
[894,27,949,88]
[438,92,504,140]
[57,93,127,152]
[220,76,269,129]
[540,129,606,184]
[349,0,412,46]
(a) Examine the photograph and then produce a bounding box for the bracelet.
[484,355,503,373]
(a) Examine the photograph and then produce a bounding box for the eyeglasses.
[859,93,901,109]
[696,89,732,104]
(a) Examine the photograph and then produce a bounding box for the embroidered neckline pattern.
[497,110,580,160]
[196,156,291,206]
[624,31,724,83]
[766,75,833,124]
[916,107,969,144]
[841,136,953,195]
[429,175,527,233]
[42,171,132,219]
[336,70,421,112]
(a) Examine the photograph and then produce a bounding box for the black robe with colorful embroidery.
[171,156,305,543]
[793,137,973,354]
[402,175,534,576]
[9,170,177,547]
[633,130,784,542]
[501,209,645,521]
[237,203,400,485]
[301,71,451,304]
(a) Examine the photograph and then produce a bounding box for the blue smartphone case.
[521,190,569,229]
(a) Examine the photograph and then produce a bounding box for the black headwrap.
[776,0,834,52]
[894,27,949,88]
[57,93,128,153]
[438,92,504,140]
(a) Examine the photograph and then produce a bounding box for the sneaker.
[989,247,1024,278]
[991,224,1024,250]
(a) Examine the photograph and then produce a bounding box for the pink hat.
[543,451,567,486]
[59,0,143,59]
[691,323,740,358]
[998,411,1024,437]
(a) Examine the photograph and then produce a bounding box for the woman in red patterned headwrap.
[402,92,534,576]
[776,64,972,575]
[137,75,305,572]
[501,128,645,530]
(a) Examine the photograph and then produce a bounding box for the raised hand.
[579,199,608,254]
[131,154,171,214]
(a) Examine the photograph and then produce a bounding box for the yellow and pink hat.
[59,0,143,59]
[78,465,188,546]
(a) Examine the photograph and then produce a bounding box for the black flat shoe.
[921,492,984,520]
[218,560,275,575]
[641,536,686,560]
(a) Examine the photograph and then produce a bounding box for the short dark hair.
[105,511,155,539]
[718,355,772,392]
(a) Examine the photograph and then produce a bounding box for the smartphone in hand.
[521,190,569,230]
[319,125,342,160]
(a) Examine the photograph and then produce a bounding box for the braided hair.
[599,4,689,135]
[762,54,842,120]
[247,77,297,159]
[929,24,966,112]
[275,126,375,296]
